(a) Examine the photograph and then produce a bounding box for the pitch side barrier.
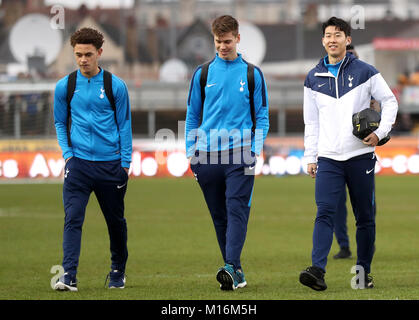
[1,136,419,181]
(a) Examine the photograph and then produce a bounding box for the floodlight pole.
[120,0,127,66]
[296,0,304,61]
[169,1,178,58]
[13,97,21,139]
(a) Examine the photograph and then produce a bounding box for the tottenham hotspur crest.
[99,87,105,99]
[348,75,354,87]
[240,80,245,92]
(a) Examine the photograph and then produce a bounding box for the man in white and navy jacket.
[299,17,398,291]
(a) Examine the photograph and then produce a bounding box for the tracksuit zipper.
[88,79,94,159]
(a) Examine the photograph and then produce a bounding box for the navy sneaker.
[235,269,247,289]
[216,263,237,290]
[299,266,327,291]
[106,270,126,289]
[54,272,78,292]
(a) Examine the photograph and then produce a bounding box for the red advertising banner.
[0,137,418,180]
[0,150,186,179]
[373,38,419,50]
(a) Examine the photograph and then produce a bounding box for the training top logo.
[348,75,354,87]
[100,87,105,99]
[240,80,245,92]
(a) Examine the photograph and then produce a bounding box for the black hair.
[71,27,104,49]
[346,44,358,58]
[322,16,351,37]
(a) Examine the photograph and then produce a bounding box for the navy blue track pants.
[333,191,350,249]
[191,150,255,270]
[312,152,376,274]
[62,157,129,277]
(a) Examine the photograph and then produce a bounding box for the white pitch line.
[0,179,63,185]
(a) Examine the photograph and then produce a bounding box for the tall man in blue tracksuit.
[299,17,398,291]
[53,28,132,291]
[185,15,269,291]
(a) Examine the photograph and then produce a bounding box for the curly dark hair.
[70,27,104,49]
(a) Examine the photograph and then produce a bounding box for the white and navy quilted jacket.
[303,52,398,164]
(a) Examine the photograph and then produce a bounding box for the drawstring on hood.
[342,68,344,87]
[341,57,351,87]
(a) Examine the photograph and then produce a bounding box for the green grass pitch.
[1,175,419,300]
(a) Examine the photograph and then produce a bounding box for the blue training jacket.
[185,53,269,158]
[54,68,132,168]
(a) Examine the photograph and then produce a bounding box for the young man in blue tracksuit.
[299,17,398,291]
[53,28,132,291]
[185,15,269,290]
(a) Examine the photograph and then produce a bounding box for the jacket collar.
[77,66,103,80]
[215,52,243,65]
[314,52,356,77]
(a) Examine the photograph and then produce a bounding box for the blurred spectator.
[392,113,413,135]
[409,66,419,85]
[391,69,414,105]
[0,93,6,135]
[23,94,40,135]
[397,70,410,87]
[391,80,404,104]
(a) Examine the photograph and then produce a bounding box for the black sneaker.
[333,247,352,259]
[216,263,237,291]
[299,266,327,291]
[359,274,374,289]
[365,274,374,289]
